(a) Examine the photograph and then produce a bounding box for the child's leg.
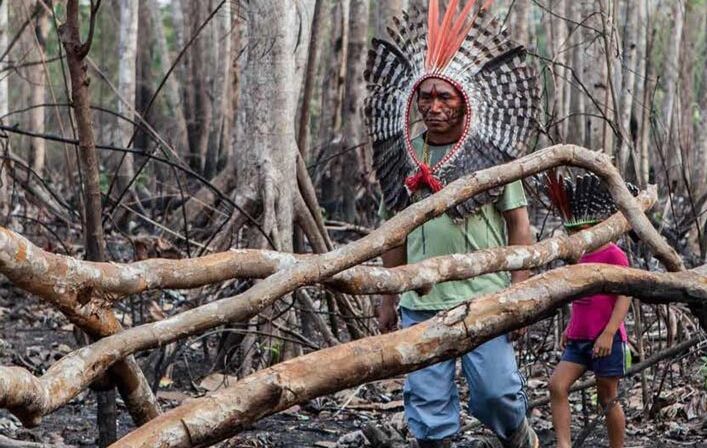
[596,376,624,448]
[549,361,586,448]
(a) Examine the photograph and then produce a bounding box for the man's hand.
[377,299,399,333]
[592,331,614,358]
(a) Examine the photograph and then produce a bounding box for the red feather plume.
[546,169,572,221]
[426,0,494,71]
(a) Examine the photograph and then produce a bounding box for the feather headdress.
[365,0,539,219]
[545,171,639,229]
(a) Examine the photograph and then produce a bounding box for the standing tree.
[0,0,7,122]
[58,0,159,444]
[28,2,49,175]
[340,0,370,222]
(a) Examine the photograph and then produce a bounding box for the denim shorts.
[561,332,629,377]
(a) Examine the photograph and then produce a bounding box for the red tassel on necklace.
[405,163,444,193]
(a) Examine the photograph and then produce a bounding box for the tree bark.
[599,0,621,157]
[681,3,706,196]
[0,0,6,121]
[317,0,349,211]
[660,0,685,142]
[616,0,638,175]
[636,0,653,187]
[508,0,530,46]
[204,0,233,179]
[28,3,49,175]
[111,263,707,448]
[182,1,213,174]
[567,0,586,146]
[340,0,369,222]
[297,0,325,160]
[116,0,138,193]
[695,57,707,202]
[0,0,7,219]
[582,0,608,151]
[149,0,190,158]
[544,0,568,143]
[659,0,686,189]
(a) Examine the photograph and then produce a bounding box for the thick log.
[111,264,707,447]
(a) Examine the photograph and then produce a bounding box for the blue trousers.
[401,307,528,441]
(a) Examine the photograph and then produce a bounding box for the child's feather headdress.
[545,171,640,229]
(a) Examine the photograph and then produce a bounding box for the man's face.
[416,78,466,135]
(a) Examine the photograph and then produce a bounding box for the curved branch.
[111,264,707,447]
[0,146,680,426]
[0,189,657,302]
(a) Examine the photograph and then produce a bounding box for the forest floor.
[1,286,706,447]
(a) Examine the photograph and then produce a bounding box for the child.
[545,172,635,448]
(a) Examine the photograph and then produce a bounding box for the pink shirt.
[565,243,629,342]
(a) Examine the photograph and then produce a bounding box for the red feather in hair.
[426,0,494,71]
[546,169,572,221]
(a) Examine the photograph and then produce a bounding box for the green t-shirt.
[380,135,528,310]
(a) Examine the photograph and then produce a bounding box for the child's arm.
[592,295,630,358]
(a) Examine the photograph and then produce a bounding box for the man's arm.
[378,244,406,333]
[503,206,532,283]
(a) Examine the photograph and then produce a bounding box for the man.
[364,2,540,447]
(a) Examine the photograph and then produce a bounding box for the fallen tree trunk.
[0,189,658,299]
[111,264,707,447]
[0,144,679,426]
